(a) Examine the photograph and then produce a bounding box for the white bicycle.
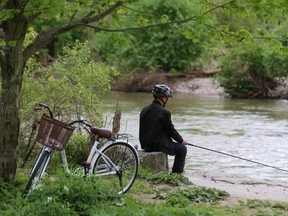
[24,103,139,196]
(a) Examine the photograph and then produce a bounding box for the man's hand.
[181,140,188,145]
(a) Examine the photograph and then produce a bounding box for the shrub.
[25,173,121,215]
[264,50,288,79]
[216,44,288,98]
[65,133,90,167]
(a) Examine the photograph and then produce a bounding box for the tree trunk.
[0,5,26,181]
[0,61,24,181]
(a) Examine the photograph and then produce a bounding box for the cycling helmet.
[152,84,172,98]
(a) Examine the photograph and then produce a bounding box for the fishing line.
[188,143,288,173]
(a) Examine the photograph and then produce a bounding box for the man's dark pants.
[161,142,187,174]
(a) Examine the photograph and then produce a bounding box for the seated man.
[139,84,187,174]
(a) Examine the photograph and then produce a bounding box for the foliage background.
[18,41,118,163]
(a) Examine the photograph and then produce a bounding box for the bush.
[264,50,288,78]
[65,133,90,167]
[216,44,288,98]
[0,172,122,215]
[25,173,121,215]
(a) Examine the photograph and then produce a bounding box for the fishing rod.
[188,143,288,173]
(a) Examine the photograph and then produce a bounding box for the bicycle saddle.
[90,127,112,139]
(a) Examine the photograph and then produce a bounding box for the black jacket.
[139,100,183,154]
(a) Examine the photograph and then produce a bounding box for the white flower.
[64,186,69,192]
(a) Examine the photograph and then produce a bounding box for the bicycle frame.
[89,138,137,176]
[30,146,53,176]
[58,138,137,177]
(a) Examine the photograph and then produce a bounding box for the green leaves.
[137,167,192,186]
[23,173,121,215]
[96,0,206,72]
[20,41,119,152]
[166,187,229,207]
[160,14,170,23]
[24,0,66,19]
[0,8,17,21]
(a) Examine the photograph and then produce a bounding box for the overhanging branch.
[22,0,238,61]
[82,0,237,32]
[22,1,123,61]
[82,1,122,23]
[83,17,198,32]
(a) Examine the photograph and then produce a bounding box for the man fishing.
[139,84,188,174]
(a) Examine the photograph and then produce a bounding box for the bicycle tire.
[93,142,138,194]
[24,149,51,195]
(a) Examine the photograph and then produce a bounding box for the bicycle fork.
[30,147,52,177]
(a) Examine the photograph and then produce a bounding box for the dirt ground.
[184,171,288,205]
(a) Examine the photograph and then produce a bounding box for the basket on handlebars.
[36,114,76,150]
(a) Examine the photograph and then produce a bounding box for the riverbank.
[132,168,288,214]
[185,171,288,205]
[171,76,288,98]
[112,73,225,96]
[112,73,288,97]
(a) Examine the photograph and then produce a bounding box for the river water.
[103,91,288,182]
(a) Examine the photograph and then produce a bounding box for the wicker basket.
[36,114,76,150]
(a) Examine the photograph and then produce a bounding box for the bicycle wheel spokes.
[93,142,138,194]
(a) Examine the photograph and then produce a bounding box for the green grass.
[1,166,288,216]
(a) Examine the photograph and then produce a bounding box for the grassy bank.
[1,167,288,215]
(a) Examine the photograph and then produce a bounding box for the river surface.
[103,91,288,182]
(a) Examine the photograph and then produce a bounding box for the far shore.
[113,75,288,98]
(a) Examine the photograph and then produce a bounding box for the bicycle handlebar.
[69,119,92,128]
[35,103,53,118]
[35,103,112,139]
[69,119,112,139]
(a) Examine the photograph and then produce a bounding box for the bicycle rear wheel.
[93,142,138,194]
[24,149,51,195]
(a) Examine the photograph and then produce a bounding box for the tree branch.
[82,1,123,23]
[82,0,237,33]
[22,0,237,61]
[22,1,123,61]
[203,0,237,15]
[83,19,192,32]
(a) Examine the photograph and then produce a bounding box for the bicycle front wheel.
[24,149,51,195]
[93,142,138,194]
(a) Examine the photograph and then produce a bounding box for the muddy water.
[103,91,288,181]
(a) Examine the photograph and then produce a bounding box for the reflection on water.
[103,91,288,181]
